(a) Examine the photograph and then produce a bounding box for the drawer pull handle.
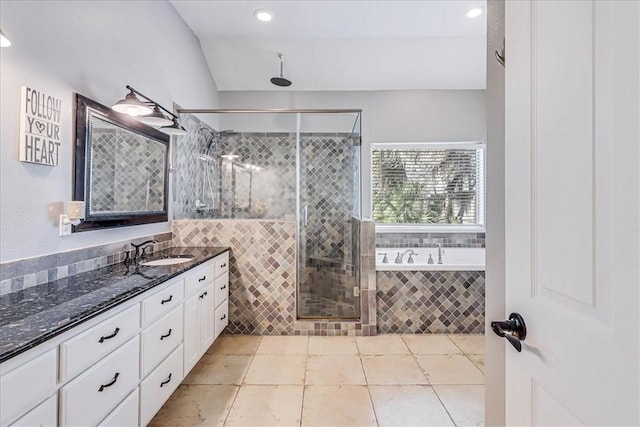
[203,291,208,296]
[160,329,172,340]
[198,276,206,282]
[160,373,172,387]
[161,295,173,304]
[220,285,227,290]
[199,293,204,299]
[220,314,226,320]
[220,263,227,268]
[98,372,120,392]
[98,328,120,343]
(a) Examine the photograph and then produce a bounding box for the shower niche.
[173,110,363,319]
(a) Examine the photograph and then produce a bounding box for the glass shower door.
[297,113,362,318]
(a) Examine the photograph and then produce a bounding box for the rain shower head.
[271,54,292,87]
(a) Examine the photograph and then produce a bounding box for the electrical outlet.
[59,214,72,236]
[353,286,360,297]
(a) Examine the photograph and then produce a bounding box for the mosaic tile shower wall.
[91,129,165,213]
[376,270,485,334]
[376,232,485,248]
[172,219,297,335]
[173,113,219,220]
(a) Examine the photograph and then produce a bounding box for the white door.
[504,1,639,425]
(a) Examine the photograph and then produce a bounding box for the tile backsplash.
[0,233,172,296]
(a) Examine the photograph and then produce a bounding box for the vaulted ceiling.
[171,0,487,91]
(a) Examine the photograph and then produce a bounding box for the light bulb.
[466,7,484,18]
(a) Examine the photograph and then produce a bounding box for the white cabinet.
[97,389,139,427]
[0,348,57,426]
[183,281,215,376]
[140,345,183,426]
[9,394,57,427]
[141,305,183,377]
[1,250,230,427]
[60,304,140,382]
[59,336,139,427]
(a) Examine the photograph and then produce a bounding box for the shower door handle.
[303,205,308,227]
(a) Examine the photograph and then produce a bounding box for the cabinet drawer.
[0,348,57,426]
[215,302,229,339]
[184,262,215,298]
[214,252,229,278]
[140,344,183,426]
[98,388,139,427]
[9,394,56,427]
[214,271,229,308]
[141,305,183,377]
[141,279,183,327]
[60,336,139,427]
[60,304,140,382]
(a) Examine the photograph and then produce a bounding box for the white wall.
[485,1,506,425]
[0,1,219,262]
[219,90,486,217]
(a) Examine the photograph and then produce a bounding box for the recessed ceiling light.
[254,10,273,22]
[466,6,484,18]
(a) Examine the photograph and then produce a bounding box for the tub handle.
[377,253,388,264]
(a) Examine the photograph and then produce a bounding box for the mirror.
[73,94,169,231]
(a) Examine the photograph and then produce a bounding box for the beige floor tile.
[184,354,252,385]
[206,335,262,355]
[434,385,485,426]
[415,355,484,385]
[244,355,306,384]
[370,385,454,427]
[356,335,410,355]
[305,355,366,385]
[148,384,237,427]
[449,334,485,355]
[468,354,484,373]
[257,335,309,354]
[308,336,359,355]
[402,334,462,355]
[361,355,428,385]
[302,385,376,426]
[225,385,303,427]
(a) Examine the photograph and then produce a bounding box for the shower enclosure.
[173,109,362,319]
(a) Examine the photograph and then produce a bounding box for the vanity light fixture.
[465,6,484,18]
[254,10,273,22]
[112,85,188,135]
[139,105,173,127]
[0,30,11,47]
[221,153,240,161]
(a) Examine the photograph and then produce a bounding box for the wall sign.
[19,86,62,166]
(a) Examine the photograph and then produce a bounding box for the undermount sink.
[140,256,194,266]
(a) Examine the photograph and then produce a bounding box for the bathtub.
[376,247,485,271]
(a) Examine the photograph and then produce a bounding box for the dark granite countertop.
[0,246,229,364]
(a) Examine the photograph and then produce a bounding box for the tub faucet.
[396,249,417,264]
[378,253,389,264]
[436,244,443,264]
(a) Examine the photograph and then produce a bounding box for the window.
[372,142,485,230]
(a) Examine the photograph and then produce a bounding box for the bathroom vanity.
[0,247,230,426]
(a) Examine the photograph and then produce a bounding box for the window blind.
[372,146,484,226]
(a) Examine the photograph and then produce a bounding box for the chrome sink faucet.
[395,249,417,264]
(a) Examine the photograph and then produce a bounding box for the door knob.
[491,312,527,352]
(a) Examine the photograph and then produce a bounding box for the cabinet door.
[215,301,229,340]
[9,394,56,427]
[200,282,216,352]
[183,293,200,376]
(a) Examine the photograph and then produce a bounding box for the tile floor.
[149,334,484,427]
